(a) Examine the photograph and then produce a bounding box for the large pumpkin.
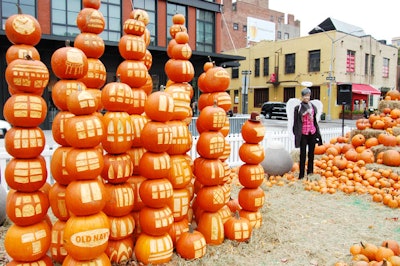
[4,218,51,262]
[108,214,135,240]
[5,127,45,159]
[101,152,133,184]
[101,80,134,112]
[5,6,42,46]
[5,156,47,192]
[51,42,88,80]
[119,34,147,60]
[164,59,194,83]
[238,187,265,211]
[74,32,105,59]
[139,205,174,236]
[139,178,173,208]
[63,211,110,261]
[64,114,104,148]
[196,131,225,159]
[5,55,49,94]
[78,58,107,89]
[102,182,135,217]
[144,91,175,122]
[6,44,40,64]
[134,233,173,265]
[102,111,134,154]
[52,79,87,111]
[65,147,104,180]
[140,121,173,153]
[196,211,224,245]
[76,8,105,34]
[138,152,171,179]
[4,93,47,127]
[116,60,148,88]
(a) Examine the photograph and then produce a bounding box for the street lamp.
[314,26,363,121]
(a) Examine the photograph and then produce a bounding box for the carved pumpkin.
[101,152,133,184]
[65,179,106,216]
[139,152,171,179]
[116,60,148,88]
[241,118,265,144]
[196,211,224,245]
[195,186,225,212]
[51,42,88,80]
[239,143,265,165]
[105,238,134,263]
[5,55,49,94]
[48,182,71,221]
[63,211,110,261]
[5,127,45,159]
[101,79,134,112]
[130,9,150,25]
[224,211,252,242]
[166,120,192,155]
[78,58,106,89]
[66,89,98,116]
[62,253,111,266]
[119,34,146,60]
[5,6,42,46]
[50,219,67,263]
[52,79,87,111]
[168,155,193,189]
[76,8,105,34]
[123,18,146,36]
[176,226,207,260]
[202,66,231,93]
[139,178,173,208]
[127,88,147,115]
[83,0,101,9]
[164,59,194,83]
[144,91,175,122]
[126,147,146,175]
[139,205,174,236]
[141,121,173,152]
[101,111,134,154]
[64,115,104,148]
[127,175,146,211]
[74,32,105,59]
[196,131,225,159]
[239,209,262,228]
[238,164,265,188]
[50,146,74,185]
[6,44,40,64]
[130,114,149,147]
[193,158,225,186]
[3,94,47,127]
[65,147,104,180]
[108,214,135,240]
[238,187,265,211]
[4,218,51,262]
[196,104,227,132]
[103,182,135,217]
[134,233,173,265]
[168,218,189,246]
[167,188,191,221]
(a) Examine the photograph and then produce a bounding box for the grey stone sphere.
[261,141,293,176]
[0,185,7,225]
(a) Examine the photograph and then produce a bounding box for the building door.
[284,87,295,102]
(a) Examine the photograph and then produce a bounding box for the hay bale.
[0,186,6,226]
[261,141,293,176]
[392,126,400,136]
[378,100,400,113]
[350,128,385,139]
[366,162,400,174]
[370,144,400,158]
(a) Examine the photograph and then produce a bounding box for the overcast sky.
[269,0,400,44]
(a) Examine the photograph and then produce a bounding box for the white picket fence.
[0,126,353,192]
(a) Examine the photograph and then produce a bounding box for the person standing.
[293,88,322,179]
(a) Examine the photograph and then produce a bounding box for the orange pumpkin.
[74,32,105,59]
[116,60,148,88]
[78,58,107,89]
[51,42,88,80]
[134,233,173,265]
[76,8,105,34]
[144,91,175,122]
[5,127,45,159]
[382,150,400,167]
[6,44,40,64]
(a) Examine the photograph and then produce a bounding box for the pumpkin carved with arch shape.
[108,214,135,240]
[144,91,175,122]
[101,152,133,184]
[106,237,134,264]
[196,211,224,245]
[139,151,171,179]
[101,79,134,112]
[224,211,252,242]
[78,58,106,89]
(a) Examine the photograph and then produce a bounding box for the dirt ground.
[1,175,400,266]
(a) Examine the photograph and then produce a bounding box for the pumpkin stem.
[16,4,22,14]
[213,100,218,107]
[159,85,165,91]
[24,54,33,61]
[234,210,240,219]
[65,39,71,47]
[188,223,195,233]
[116,74,121,83]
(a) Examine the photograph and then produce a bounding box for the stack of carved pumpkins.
[164,13,207,259]
[133,91,175,264]
[3,6,53,264]
[237,112,266,230]
[193,61,233,245]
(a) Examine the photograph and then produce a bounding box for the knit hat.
[301,88,311,96]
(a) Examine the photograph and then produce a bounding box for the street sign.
[241,70,252,75]
[326,76,335,81]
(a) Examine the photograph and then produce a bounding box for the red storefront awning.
[352,83,381,95]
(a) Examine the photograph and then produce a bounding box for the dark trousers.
[299,133,316,178]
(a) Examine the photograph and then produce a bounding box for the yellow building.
[224,26,398,119]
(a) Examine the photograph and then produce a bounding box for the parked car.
[0,120,11,139]
[260,102,287,119]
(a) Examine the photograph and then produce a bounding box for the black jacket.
[293,103,322,148]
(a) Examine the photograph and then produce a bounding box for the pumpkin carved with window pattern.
[123,18,146,36]
[78,58,106,89]
[6,190,49,226]
[4,218,51,262]
[105,237,134,264]
[48,182,71,221]
[108,213,135,240]
[238,164,265,188]
[144,91,175,122]
[138,151,171,179]
[74,32,105,59]
[239,143,265,165]
[50,146,74,185]
[116,60,148,88]
[167,188,190,221]
[168,218,189,245]
[64,115,104,148]
[196,211,224,245]
[166,120,192,155]
[196,131,225,159]
[63,211,110,261]
[66,88,98,116]
[126,147,146,175]
[5,55,49,94]
[134,233,173,265]
[168,155,193,188]
[51,44,88,80]
[224,211,252,242]
[52,79,87,111]
[6,44,40,64]
[193,158,225,186]
[241,118,265,144]
[127,88,147,115]
[50,219,67,263]
[240,209,262,229]
[130,114,148,147]
[5,127,45,159]
[238,187,265,212]
[195,185,225,212]
[76,8,105,34]
[119,34,146,60]
[139,178,173,209]
[140,121,173,153]
[165,86,191,120]
[196,104,227,133]
[65,147,104,180]
[101,152,133,184]
[5,156,47,192]
[103,182,134,217]
[65,179,106,216]
[51,111,75,146]
[164,59,194,83]
[176,226,207,260]
[101,79,134,112]
[127,175,146,212]
[101,111,134,154]
[139,205,174,236]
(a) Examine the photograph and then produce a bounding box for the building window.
[285,53,295,74]
[284,33,289,40]
[371,55,375,76]
[254,58,260,77]
[51,0,80,37]
[232,2,237,11]
[167,3,186,43]
[243,25,247,32]
[383,58,389,78]
[310,87,321,100]
[234,89,239,104]
[284,87,295,102]
[233,23,238,30]
[277,31,281,39]
[135,0,157,46]
[346,50,356,73]
[99,0,121,42]
[2,0,36,30]
[232,67,239,79]
[365,54,369,75]
[270,15,274,21]
[254,88,269,107]
[263,57,269,76]
[196,9,214,53]
[308,50,320,72]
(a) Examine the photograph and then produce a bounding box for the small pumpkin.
[176,224,207,260]
[224,211,252,242]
